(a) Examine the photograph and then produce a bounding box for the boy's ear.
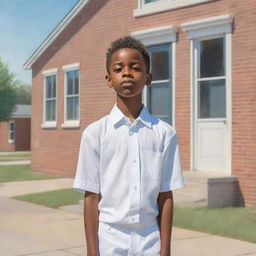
[145,73,152,87]
[105,74,112,88]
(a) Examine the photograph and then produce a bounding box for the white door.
[193,36,230,173]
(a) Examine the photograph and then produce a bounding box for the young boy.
[73,36,184,256]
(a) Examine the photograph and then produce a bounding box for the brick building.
[24,0,256,206]
[0,105,31,151]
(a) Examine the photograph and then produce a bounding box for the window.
[66,70,79,120]
[132,26,177,125]
[45,75,57,121]
[62,63,80,128]
[134,0,214,17]
[42,68,57,128]
[197,37,226,118]
[147,44,172,123]
[9,120,15,143]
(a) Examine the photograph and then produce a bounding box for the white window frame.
[182,14,233,173]
[134,0,214,17]
[131,25,177,126]
[8,120,15,143]
[62,63,80,128]
[41,68,58,129]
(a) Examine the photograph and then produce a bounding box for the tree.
[0,58,17,121]
[15,84,31,104]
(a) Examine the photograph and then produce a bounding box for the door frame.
[190,33,232,175]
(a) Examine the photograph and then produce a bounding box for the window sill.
[61,121,80,129]
[134,0,214,17]
[8,140,15,144]
[41,122,57,129]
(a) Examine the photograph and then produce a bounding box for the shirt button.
[129,131,133,135]
[132,217,135,221]
[134,185,137,190]
[133,159,136,163]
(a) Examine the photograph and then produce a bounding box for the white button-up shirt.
[73,105,184,228]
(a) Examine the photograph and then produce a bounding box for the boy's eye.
[113,67,122,72]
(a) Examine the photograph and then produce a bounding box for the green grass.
[0,153,30,158]
[12,188,84,209]
[0,165,57,182]
[174,206,256,243]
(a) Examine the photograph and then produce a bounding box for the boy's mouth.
[121,80,135,86]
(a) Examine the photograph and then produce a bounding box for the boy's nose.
[122,68,133,77]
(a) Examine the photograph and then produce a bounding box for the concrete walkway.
[0,160,31,165]
[0,178,256,256]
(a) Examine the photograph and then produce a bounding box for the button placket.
[128,124,141,224]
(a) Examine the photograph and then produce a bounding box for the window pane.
[145,0,160,3]
[74,96,79,120]
[198,79,226,118]
[46,77,52,98]
[67,96,79,120]
[52,76,56,98]
[46,100,56,121]
[149,44,170,80]
[148,82,171,123]
[67,71,74,95]
[46,101,51,121]
[200,38,224,78]
[46,75,56,99]
[74,70,79,94]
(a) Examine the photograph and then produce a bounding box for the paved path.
[0,160,31,165]
[0,178,256,256]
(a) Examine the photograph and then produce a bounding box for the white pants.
[98,221,160,256]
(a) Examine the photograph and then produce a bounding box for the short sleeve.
[73,131,100,194]
[160,132,185,192]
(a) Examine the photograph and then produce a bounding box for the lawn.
[12,188,83,209]
[0,165,58,182]
[12,187,256,243]
[174,206,256,243]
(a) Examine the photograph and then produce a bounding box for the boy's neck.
[116,94,143,122]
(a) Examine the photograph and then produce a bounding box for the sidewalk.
[1,178,256,256]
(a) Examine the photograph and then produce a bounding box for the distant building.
[0,105,31,151]
[24,0,255,207]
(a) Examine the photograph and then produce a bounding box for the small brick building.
[0,105,31,151]
[24,0,256,206]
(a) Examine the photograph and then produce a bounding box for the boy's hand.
[84,191,100,256]
[157,191,173,256]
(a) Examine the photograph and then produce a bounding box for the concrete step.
[174,171,238,208]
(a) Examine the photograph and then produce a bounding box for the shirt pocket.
[141,150,162,183]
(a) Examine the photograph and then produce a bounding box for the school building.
[24,0,256,207]
[0,104,31,151]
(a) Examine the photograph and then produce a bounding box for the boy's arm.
[84,191,100,256]
[157,191,174,256]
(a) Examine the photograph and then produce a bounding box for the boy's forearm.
[84,192,100,256]
[157,191,174,256]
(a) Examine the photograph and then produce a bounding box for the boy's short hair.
[106,36,150,73]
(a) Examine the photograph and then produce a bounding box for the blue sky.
[0,0,79,84]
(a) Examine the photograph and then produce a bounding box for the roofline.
[23,0,89,70]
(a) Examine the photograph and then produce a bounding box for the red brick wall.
[31,0,256,206]
[0,121,15,151]
[0,118,30,151]
[14,118,31,151]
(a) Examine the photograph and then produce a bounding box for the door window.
[197,38,226,119]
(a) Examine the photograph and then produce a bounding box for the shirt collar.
[109,104,152,128]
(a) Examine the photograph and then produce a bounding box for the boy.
[73,36,184,256]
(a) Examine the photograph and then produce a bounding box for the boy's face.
[105,48,152,98]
